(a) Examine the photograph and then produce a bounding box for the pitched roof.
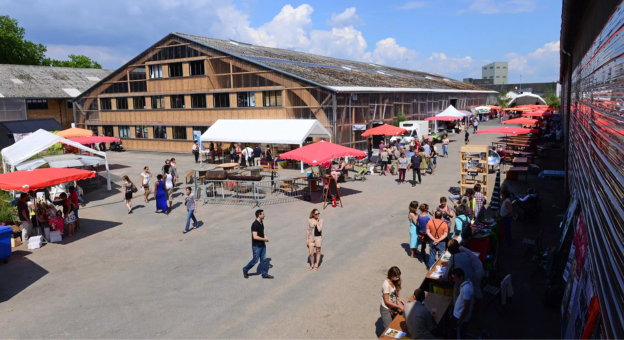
[0,118,63,133]
[175,33,490,92]
[0,64,113,99]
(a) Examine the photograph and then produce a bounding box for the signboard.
[193,131,204,151]
[13,132,32,142]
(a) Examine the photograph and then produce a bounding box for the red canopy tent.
[361,124,409,137]
[0,168,96,192]
[523,111,555,118]
[279,141,366,165]
[68,136,120,144]
[475,127,536,135]
[425,116,462,121]
[502,118,539,125]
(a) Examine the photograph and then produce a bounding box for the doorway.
[450,98,458,108]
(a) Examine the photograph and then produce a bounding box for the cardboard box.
[11,236,22,248]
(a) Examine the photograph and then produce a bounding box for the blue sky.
[1,0,562,83]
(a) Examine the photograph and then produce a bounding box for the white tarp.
[200,119,332,145]
[508,93,547,106]
[474,106,491,113]
[435,105,469,118]
[1,129,111,190]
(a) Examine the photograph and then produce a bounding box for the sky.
[1,0,562,83]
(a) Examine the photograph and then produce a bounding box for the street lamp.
[520,75,522,93]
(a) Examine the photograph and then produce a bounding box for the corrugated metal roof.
[0,118,63,133]
[0,64,113,99]
[174,33,489,91]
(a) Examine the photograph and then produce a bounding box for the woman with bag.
[235,143,242,165]
[408,201,420,258]
[140,166,152,203]
[417,204,431,264]
[122,175,134,214]
[59,192,76,237]
[380,266,406,329]
[306,208,323,271]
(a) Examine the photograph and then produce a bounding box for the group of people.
[192,141,276,167]
[371,135,450,186]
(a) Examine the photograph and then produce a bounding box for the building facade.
[73,33,496,152]
[481,62,508,85]
[0,65,112,126]
[560,0,624,338]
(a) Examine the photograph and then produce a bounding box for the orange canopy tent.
[486,105,502,110]
[56,128,94,138]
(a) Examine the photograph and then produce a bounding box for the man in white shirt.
[242,145,253,167]
[451,268,474,339]
[472,120,479,133]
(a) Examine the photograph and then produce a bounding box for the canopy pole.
[300,143,304,173]
[104,153,111,191]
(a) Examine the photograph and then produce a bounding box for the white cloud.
[504,41,560,82]
[396,1,427,10]
[457,0,536,15]
[327,7,360,28]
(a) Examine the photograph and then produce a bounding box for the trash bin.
[0,225,12,264]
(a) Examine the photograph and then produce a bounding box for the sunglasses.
[314,213,320,216]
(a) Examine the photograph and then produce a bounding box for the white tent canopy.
[1,129,111,190]
[201,119,332,145]
[509,93,547,106]
[436,105,470,118]
[474,106,491,113]
[16,154,105,171]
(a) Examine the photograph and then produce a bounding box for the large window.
[129,66,146,80]
[116,97,128,110]
[169,62,183,77]
[100,98,112,110]
[189,60,205,76]
[102,126,114,137]
[149,65,163,79]
[130,81,147,93]
[135,126,148,138]
[172,126,187,140]
[214,93,230,108]
[263,90,283,107]
[151,95,165,109]
[170,95,185,109]
[237,92,256,107]
[153,126,167,139]
[27,99,48,110]
[103,82,128,94]
[133,96,146,109]
[191,94,206,108]
[192,126,209,134]
[119,125,130,138]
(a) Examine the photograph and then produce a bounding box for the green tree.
[45,54,102,69]
[544,85,560,108]
[0,15,47,65]
[497,89,511,108]
[394,109,406,127]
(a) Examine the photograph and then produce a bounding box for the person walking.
[426,211,448,269]
[253,144,262,167]
[153,174,168,214]
[409,150,422,186]
[170,158,179,187]
[397,152,408,184]
[161,159,171,177]
[164,168,174,211]
[391,146,401,176]
[451,268,474,339]
[192,141,200,163]
[140,166,152,203]
[379,148,389,176]
[242,144,253,167]
[122,175,134,214]
[500,190,513,245]
[473,119,479,133]
[430,142,437,173]
[408,201,420,258]
[404,289,437,339]
[464,129,470,145]
[17,193,32,243]
[183,187,199,234]
[417,204,431,263]
[419,147,428,177]
[243,210,273,279]
[380,266,406,329]
[442,135,450,157]
[307,208,323,271]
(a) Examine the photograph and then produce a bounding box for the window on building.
[214,93,230,108]
[100,98,112,110]
[133,96,146,109]
[496,76,500,78]
[503,76,507,78]
[27,99,48,110]
[116,97,128,110]
[191,94,206,108]
[153,126,167,139]
[189,60,205,76]
[489,67,493,69]
[103,82,129,94]
[119,125,130,138]
[263,90,283,107]
[503,66,507,69]
[135,125,148,138]
[149,65,163,79]
[170,95,185,109]
[102,126,114,137]
[129,66,146,80]
[172,126,187,140]
[130,81,147,93]
[192,126,209,134]
[151,95,165,109]
[496,67,500,69]
[87,125,98,136]
[67,101,73,109]
[237,92,256,107]
[169,62,183,77]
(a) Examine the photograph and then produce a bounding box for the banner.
[13,132,32,142]
[193,131,204,151]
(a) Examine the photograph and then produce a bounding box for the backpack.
[459,215,472,240]
[131,183,138,193]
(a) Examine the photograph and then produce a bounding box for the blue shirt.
[418,214,430,233]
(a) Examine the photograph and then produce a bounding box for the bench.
[507,166,528,181]
[185,170,195,184]
[538,170,564,180]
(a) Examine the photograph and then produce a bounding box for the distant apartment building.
[481,62,508,85]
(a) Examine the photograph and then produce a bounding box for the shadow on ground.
[0,250,49,302]
[57,218,123,245]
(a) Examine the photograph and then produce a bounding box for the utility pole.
[520,75,522,93]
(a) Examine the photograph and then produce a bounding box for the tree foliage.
[544,86,560,109]
[497,89,511,108]
[394,110,407,127]
[0,15,101,69]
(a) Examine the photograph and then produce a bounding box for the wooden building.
[0,64,113,126]
[73,33,497,152]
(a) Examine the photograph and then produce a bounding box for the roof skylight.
[10,79,23,84]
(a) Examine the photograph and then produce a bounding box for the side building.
[0,65,113,125]
[481,62,508,85]
[72,32,497,152]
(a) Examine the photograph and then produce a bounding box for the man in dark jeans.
[409,150,422,186]
[243,210,273,279]
[253,144,262,167]
[451,268,474,339]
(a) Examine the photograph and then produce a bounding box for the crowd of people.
[192,141,276,167]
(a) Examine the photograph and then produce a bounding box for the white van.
[390,120,430,145]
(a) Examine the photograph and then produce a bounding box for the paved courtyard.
[0,120,552,338]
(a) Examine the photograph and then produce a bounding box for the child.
[464,129,470,144]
